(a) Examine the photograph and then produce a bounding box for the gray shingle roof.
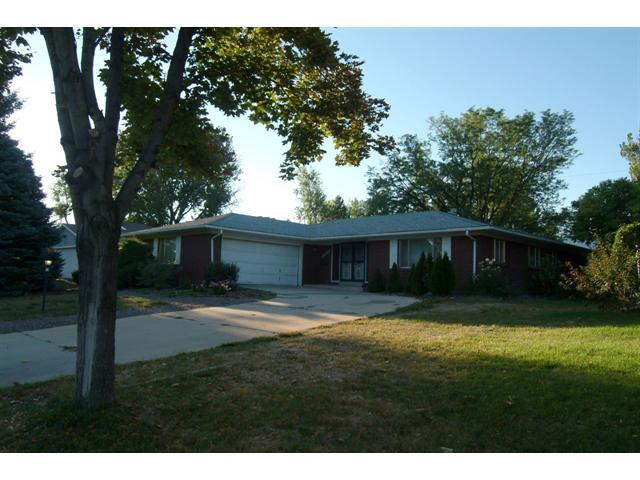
[124,211,589,251]
[306,211,487,238]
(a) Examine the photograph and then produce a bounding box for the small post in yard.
[42,259,53,312]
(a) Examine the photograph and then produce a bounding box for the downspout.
[210,230,223,263]
[465,230,477,276]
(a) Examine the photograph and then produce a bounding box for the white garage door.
[221,238,300,286]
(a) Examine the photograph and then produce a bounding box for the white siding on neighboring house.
[58,247,78,278]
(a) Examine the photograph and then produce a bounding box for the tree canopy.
[366,108,578,237]
[294,166,368,224]
[621,131,640,182]
[570,178,640,243]
[294,166,327,224]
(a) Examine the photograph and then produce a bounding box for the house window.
[398,238,442,268]
[157,237,177,264]
[493,239,506,264]
[528,246,541,268]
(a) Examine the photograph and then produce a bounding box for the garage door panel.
[221,238,300,286]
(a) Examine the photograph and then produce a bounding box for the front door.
[340,242,366,282]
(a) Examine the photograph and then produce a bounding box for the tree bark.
[75,207,121,407]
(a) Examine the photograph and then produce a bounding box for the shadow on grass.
[3,321,640,453]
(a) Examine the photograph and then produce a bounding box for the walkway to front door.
[340,242,366,282]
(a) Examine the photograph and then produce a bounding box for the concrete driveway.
[0,285,416,387]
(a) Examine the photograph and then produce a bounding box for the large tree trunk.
[41,26,194,409]
[74,208,121,408]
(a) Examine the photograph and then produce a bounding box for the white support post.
[389,239,398,268]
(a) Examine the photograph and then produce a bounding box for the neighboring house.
[124,211,589,294]
[54,222,149,278]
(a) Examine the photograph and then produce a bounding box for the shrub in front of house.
[410,252,429,296]
[405,266,415,294]
[472,258,512,298]
[367,268,386,292]
[138,260,181,289]
[117,237,154,289]
[430,253,456,296]
[71,269,79,285]
[566,238,639,308]
[204,261,240,283]
[526,258,566,296]
[387,262,403,293]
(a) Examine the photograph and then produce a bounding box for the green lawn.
[0,291,166,322]
[1,297,639,452]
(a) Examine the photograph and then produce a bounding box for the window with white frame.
[493,239,506,264]
[398,238,442,268]
[157,237,177,264]
[528,246,541,268]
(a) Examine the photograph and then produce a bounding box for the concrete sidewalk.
[0,286,415,387]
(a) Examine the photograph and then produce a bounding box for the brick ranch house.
[124,211,590,294]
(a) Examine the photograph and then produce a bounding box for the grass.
[0,291,167,322]
[1,296,640,452]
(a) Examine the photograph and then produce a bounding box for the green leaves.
[367,108,579,237]
[621,131,640,182]
[190,28,392,177]
[571,178,640,243]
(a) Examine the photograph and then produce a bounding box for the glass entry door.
[340,242,366,282]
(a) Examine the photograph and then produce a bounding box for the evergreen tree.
[0,131,61,293]
[431,253,456,296]
[425,253,434,292]
[367,268,386,292]
[410,252,428,296]
[387,262,403,293]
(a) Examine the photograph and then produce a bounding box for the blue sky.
[11,28,640,222]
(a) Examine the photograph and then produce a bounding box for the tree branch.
[115,27,194,221]
[41,28,76,166]
[102,28,125,190]
[80,27,105,129]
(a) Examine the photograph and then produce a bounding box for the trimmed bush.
[117,237,153,289]
[139,260,181,289]
[430,253,456,296]
[410,252,428,296]
[71,270,79,285]
[204,261,239,283]
[367,268,386,293]
[405,266,415,294]
[387,262,403,293]
[472,258,512,298]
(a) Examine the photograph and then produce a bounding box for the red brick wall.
[451,236,474,294]
[302,244,332,284]
[367,240,390,282]
[180,233,220,283]
[503,240,529,292]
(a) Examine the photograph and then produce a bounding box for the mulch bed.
[0,287,273,335]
